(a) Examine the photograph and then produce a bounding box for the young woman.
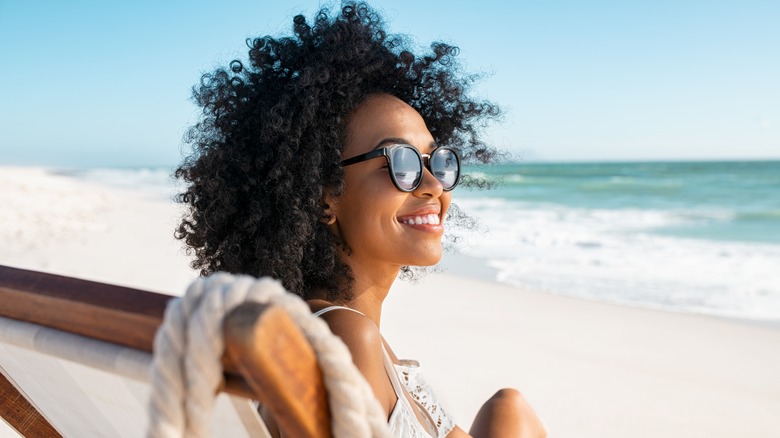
[175,3,546,437]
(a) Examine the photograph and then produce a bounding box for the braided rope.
[148,273,391,438]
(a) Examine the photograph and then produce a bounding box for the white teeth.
[400,214,440,225]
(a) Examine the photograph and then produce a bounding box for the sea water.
[454,160,780,322]
[64,161,780,322]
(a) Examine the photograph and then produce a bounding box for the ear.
[320,190,337,225]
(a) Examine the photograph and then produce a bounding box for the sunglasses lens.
[431,148,459,189]
[391,146,423,191]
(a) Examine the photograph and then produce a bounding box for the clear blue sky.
[1,0,778,167]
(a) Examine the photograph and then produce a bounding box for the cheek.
[336,178,404,235]
[441,192,452,214]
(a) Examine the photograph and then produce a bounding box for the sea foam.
[453,196,780,321]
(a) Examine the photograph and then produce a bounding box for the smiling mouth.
[398,214,441,225]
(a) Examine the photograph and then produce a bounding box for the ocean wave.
[734,209,780,221]
[578,178,684,193]
[452,196,780,321]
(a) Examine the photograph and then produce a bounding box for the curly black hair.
[175,2,501,302]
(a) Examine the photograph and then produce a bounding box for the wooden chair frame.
[0,265,330,438]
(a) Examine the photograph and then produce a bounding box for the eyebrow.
[372,137,438,152]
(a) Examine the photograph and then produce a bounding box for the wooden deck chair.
[0,264,330,438]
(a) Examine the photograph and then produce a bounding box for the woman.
[175,3,546,437]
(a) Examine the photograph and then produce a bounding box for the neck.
[340,258,400,328]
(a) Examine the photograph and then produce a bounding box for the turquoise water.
[454,160,780,321]
[463,160,780,245]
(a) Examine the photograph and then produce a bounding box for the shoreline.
[6,165,778,327]
[440,251,780,332]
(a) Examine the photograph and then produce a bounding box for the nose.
[413,160,444,198]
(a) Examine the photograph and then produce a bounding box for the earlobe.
[320,193,338,225]
[320,209,337,225]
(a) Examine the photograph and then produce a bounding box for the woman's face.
[329,94,452,270]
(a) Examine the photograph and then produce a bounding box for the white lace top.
[313,306,456,438]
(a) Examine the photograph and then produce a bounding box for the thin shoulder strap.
[380,344,407,399]
[381,344,439,437]
[312,305,366,317]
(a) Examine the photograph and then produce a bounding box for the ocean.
[454,160,780,322]
[66,160,780,322]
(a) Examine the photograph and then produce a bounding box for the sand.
[1,166,779,437]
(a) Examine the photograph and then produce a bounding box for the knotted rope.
[148,273,391,438]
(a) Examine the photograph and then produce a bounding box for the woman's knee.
[488,388,526,408]
[477,388,546,438]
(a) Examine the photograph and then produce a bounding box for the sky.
[1,0,778,167]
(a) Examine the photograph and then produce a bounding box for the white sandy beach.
[1,166,779,437]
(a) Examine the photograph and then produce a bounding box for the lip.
[399,221,444,233]
[397,204,441,219]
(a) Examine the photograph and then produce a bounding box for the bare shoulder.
[315,308,383,368]
[311,306,396,415]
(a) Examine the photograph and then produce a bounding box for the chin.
[394,242,443,267]
[406,252,443,267]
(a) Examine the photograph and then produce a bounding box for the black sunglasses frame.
[340,144,461,192]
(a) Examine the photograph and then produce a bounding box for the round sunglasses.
[340,144,461,192]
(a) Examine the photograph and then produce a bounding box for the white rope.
[148,273,391,438]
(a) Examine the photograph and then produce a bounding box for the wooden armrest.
[223,302,331,438]
[0,265,250,396]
